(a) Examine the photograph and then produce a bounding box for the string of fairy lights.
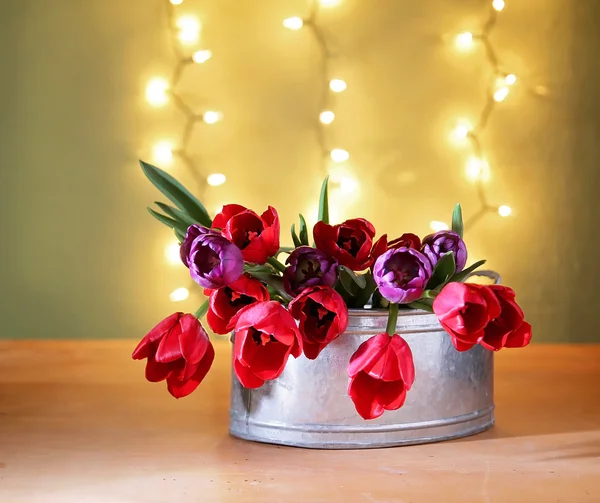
[445,0,516,231]
[283,0,349,177]
[145,0,226,303]
[145,0,521,302]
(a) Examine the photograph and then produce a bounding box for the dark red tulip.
[479,286,532,351]
[288,286,349,359]
[387,233,421,250]
[213,204,280,264]
[314,218,386,271]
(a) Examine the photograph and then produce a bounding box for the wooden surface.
[0,341,598,503]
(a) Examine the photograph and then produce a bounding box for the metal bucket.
[229,308,494,449]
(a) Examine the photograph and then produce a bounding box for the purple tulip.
[181,225,243,289]
[373,248,433,304]
[283,246,338,296]
[421,230,467,272]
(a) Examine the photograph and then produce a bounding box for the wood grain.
[0,341,598,502]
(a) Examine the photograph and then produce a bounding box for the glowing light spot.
[319,110,335,124]
[492,0,505,12]
[203,111,222,124]
[207,173,226,186]
[165,242,181,265]
[320,0,341,6]
[329,79,347,92]
[455,32,474,51]
[153,141,174,165]
[498,205,512,217]
[177,16,200,44]
[283,17,303,30]
[465,157,491,182]
[494,86,509,102]
[193,50,212,64]
[146,78,169,107]
[430,221,450,232]
[452,120,473,143]
[169,287,189,302]
[330,149,350,163]
[505,73,517,85]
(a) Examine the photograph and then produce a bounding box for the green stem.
[194,300,209,319]
[386,303,399,336]
[267,257,287,274]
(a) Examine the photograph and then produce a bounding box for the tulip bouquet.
[133,161,532,420]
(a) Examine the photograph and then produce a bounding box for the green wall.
[1,0,598,341]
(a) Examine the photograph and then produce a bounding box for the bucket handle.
[463,269,501,285]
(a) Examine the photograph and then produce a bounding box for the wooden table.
[0,341,598,502]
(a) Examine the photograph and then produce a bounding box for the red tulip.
[212,204,280,264]
[433,282,532,352]
[479,286,532,351]
[204,274,269,334]
[288,286,349,360]
[387,233,421,250]
[232,301,303,388]
[433,282,501,351]
[132,313,214,398]
[348,333,415,420]
[314,218,386,271]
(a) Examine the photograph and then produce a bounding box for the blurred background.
[0,0,597,342]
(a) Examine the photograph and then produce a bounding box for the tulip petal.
[348,333,390,378]
[155,322,184,363]
[303,342,325,360]
[145,356,176,382]
[206,304,230,335]
[504,322,532,348]
[450,336,477,352]
[388,335,415,389]
[377,380,407,411]
[178,314,210,364]
[166,343,214,398]
[234,359,265,389]
[132,312,182,360]
[348,372,385,420]
[212,203,247,229]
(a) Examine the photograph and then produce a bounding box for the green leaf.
[140,160,211,227]
[244,263,275,275]
[452,203,464,238]
[174,228,186,243]
[353,273,378,308]
[298,214,309,246]
[155,202,200,229]
[245,270,292,303]
[147,207,188,235]
[338,265,368,296]
[318,176,330,224]
[291,224,302,248]
[450,259,487,283]
[276,247,295,258]
[426,252,456,290]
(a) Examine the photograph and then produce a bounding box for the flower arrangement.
[133,161,532,420]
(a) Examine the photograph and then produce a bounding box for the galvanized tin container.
[229,308,494,449]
